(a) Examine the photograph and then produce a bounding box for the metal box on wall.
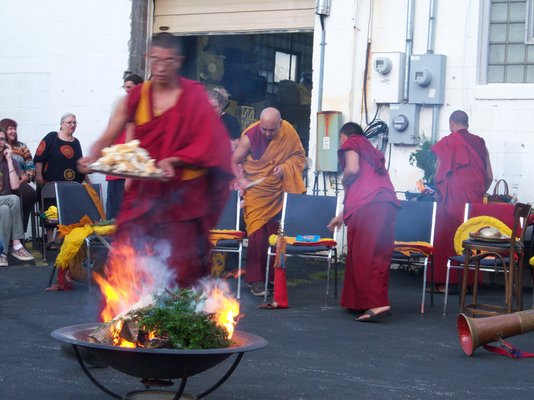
[408,54,446,105]
[316,111,341,172]
[370,52,405,104]
[389,104,420,145]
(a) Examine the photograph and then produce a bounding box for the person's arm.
[327,211,344,232]
[341,150,360,188]
[78,97,129,172]
[4,145,21,190]
[231,134,252,188]
[34,161,44,186]
[484,149,493,191]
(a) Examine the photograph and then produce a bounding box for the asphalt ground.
[1,255,534,400]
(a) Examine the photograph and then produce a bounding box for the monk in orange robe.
[79,33,233,288]
[232,108,306,296]
[431,110,493,290]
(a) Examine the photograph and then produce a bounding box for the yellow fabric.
[243,120,306,235]
[55,219,116,270]
[453,216,512,255]
[83,183,106,220]
[393,241,435,257]
[133,81,207,181]
[529,256,534,267]
[209,230,245,246]
[45,206,58,220]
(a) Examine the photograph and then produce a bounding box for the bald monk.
[232,108,306,296]
[431,110,493,291]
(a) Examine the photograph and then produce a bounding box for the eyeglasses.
[64,121,77,125]
[148,56,177,67]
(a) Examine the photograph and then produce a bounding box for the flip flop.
[355,309,392,322]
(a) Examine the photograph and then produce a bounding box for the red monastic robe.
[114,77,233,287]
[431,129,490,284]
[339,135,399,311]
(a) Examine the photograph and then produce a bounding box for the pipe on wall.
[402,0,416,102]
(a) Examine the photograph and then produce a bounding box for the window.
[487,0,534,83]
[274,51,298,82]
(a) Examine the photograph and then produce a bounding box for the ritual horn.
[457,310,534,356]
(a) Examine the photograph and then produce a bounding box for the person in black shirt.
[208,87,241,151]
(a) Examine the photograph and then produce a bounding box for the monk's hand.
[273,165,284,179]
[237,177,251,190]
[327,215,343,232]
[77,156,95,174]
[157,158,177,179]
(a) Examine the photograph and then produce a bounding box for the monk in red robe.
[328,122,399,322]
[431,110,493,290]
[79,33,233,288]
[232,108,306,296]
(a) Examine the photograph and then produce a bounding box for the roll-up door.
[154,0,315,34]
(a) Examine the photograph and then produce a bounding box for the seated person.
[0,118,38,233]
[0,127,34,266]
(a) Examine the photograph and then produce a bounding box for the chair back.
[395,200,437,243]
[55,182,104,225]
[215,190,240,230]
[281,193,338,239]
[40,182,57,212]
[466,203,515,228]
[511,203,531,244]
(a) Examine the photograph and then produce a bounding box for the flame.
[199,279,241,339]
[93,243,156,322]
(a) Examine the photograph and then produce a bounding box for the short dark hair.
[0,118,17,130]
[124,74,144,85]
[340,122,365,137]
[449,110,469,127]
[151,32,183,56]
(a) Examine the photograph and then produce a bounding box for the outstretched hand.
[327,215,343,232]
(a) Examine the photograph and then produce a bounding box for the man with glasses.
[79,33,232,288]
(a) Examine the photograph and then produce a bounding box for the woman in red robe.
[328,122,399,322]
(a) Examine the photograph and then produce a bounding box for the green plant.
[409,138,436,186]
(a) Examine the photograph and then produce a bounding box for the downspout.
[402,0,416,103]
[427,0,439,142]
[317,15,327,111]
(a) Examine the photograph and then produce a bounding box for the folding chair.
[38,182,59,262]
[442,202,515,315]
[210,190,245,299]
[391,200,437,314]
[263,193,339,306]
[49,181,112,292]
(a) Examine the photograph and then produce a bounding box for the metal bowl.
[52,323,267,379]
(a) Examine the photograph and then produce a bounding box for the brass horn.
[457,310,534,356]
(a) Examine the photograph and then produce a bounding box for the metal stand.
[73,345,245,400]
[312,171,339,196]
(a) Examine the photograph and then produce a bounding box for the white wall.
[310,0,534,203]
[0,0,133,189]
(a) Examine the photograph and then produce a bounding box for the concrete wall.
[309,0,534,203]
[0,0,133,189]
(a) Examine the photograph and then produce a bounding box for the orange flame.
[93,243,157,322]
[200,279,241,339]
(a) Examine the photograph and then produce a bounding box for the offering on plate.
[90,140,163,178]
[475,226,502,238]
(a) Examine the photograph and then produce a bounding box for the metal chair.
[391,200,437,314]
[38,182,59,262]
[263,193,339,306]
[459,202,531,317]
[48,182,112,292]
[443,202,515,315]
[210,190,245,299]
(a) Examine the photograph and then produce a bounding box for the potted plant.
[409,138,436,187]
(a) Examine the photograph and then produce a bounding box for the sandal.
[46,242,60,251]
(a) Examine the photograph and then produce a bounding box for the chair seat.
[213,239,242,248]
[449,254,510,266]
[285,244,333,254]
[392,251,427,260]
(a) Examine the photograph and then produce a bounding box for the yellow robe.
[242,120,306,235]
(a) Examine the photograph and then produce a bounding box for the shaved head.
[259,107,282,139]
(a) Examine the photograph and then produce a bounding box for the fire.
[93,244,156,322]
[93,242,241,347]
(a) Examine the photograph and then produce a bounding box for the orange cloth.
[83,183,106,220]
[393,241,435,257]
[242,120,306,235]
[209,229,245,246]
[271,235,337,247]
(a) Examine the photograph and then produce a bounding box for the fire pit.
[52,323,267,400]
